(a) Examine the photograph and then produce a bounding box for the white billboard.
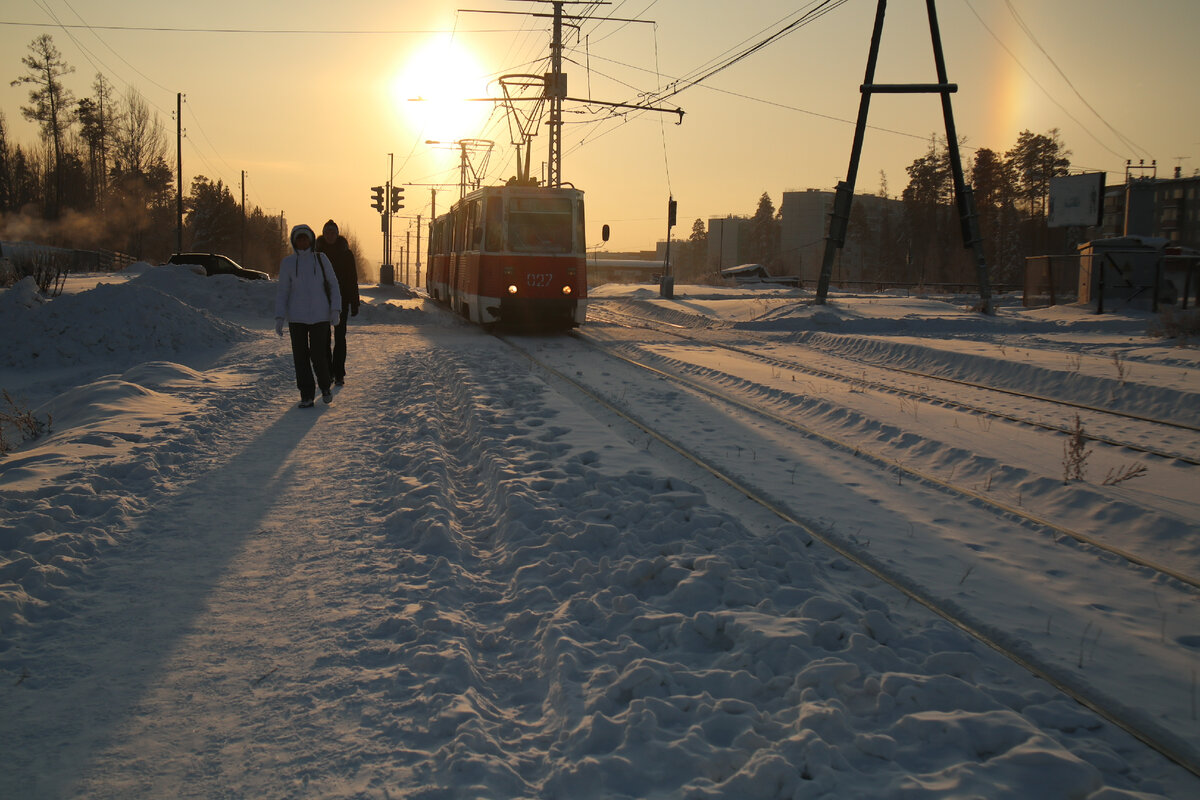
[1048,172,1106,228]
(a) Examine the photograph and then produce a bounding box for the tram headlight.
[561,285,572,295]
[507,284,519,295]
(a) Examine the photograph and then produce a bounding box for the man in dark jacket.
[316,219,361,386]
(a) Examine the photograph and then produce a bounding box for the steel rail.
[589,304,1200,463]
[569,326,1200,590]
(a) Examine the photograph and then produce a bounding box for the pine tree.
[10,35,75,218]
[687,217,708,278]
[750,192,779,267]
[76,73,114,209]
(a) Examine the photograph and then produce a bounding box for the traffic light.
[667,197,677,228]
[390,186,405,213]
[370,185,384,213]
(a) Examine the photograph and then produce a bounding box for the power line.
[961,1,1132,163]
[0,20,530,35]
[57,0,172,95]
[183,100,239,185]
[1000,0,1150,159]
[636,0,850,110]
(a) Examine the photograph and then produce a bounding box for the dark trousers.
[329,301,350,380]
[288,321,332,400]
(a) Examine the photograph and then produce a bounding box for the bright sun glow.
[393,36,493,143]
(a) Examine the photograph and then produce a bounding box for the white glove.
[330,310,341,326]
[275,318,285,338]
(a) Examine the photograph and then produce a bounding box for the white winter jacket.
[275,246,342,325]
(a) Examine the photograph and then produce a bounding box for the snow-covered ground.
[1,266,1197,798]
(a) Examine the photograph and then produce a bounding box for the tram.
[426,184,587,329]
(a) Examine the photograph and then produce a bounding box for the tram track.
[495,329,1200,781]
[567,326,1200,591]
[588,303,1200,465]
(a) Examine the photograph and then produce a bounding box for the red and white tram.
[426,184,587,328]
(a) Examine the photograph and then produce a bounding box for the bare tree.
[111,86,167,181]
[109,87,172,256]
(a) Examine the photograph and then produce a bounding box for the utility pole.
[815,0,992,313]
[458,2,680,188]
[547,1,564,188]
[176,93,183,253]
[385,152,394,274]
[240,170,246,263]
[416,213,422,287]
[426,139,493,199]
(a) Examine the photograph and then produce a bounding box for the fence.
[1023,255,1081,308]
[1025,251,1200,312]
[0,241,136,295]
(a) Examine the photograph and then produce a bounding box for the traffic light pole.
[386,153,394,274]
[661,196,677,298]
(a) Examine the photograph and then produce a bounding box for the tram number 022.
[526,273,554,287]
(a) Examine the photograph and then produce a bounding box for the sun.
[393,35,494,143]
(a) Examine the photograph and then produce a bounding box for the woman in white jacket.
[275,223,342,407]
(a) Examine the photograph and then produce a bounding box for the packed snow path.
[2,272,1198,798]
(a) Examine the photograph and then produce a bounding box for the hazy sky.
[3,0,1198,268]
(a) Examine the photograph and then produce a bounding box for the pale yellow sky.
[3,0,1198,269]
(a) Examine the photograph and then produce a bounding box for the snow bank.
[0,267,252,371]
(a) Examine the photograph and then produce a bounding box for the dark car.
[167,253,270,280]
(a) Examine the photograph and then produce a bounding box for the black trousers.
[329,301,350,380]
[288,321,332,400]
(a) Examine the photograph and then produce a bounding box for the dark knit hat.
[323,219,339,233]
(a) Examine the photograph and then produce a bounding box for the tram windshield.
[508,197,574,254]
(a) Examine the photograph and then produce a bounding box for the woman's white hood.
[290,223,317,250]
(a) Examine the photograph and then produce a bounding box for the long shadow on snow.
[0,403,322,798]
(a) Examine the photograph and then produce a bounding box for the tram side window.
[575,201,585,256]
[509,197,573,254]
[466,200,481,250]
[484,197,503,252]
[453,207,468,252]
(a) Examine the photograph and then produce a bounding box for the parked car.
[167,252,270,280]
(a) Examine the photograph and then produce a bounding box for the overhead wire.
[182,100,241,188]
[633,0,850,111]
[56,0,172,96]
[26,0,258,207]
[0,20,530,35]
[999,0,1150,159]
[554,0,848,164]
[652,22,671,195]
[961,0,1138,163]
[558,2,851,160]
[581,0,658,45]
[28,0,173,119]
